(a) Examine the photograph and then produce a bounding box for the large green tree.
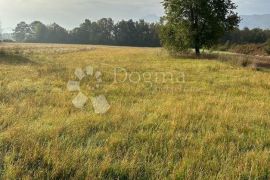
[47,23,69,43]
[97,18,114,44]
[29,21,49,43]
[14,22,31,42]
[161,0,240,55]
[114,20,137,46]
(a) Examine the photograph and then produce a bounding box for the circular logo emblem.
[67,65,110,114]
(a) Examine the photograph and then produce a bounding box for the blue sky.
[0,0,270,32]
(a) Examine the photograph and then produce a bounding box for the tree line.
[12,18,270,48]
[13,18,160,47]
[220,28,270,44]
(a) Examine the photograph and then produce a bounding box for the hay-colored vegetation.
[0,43,270,179]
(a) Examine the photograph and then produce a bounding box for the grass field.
[0,43,270,179]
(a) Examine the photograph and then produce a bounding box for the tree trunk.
[195,45,200,56]
[194,35,200,56]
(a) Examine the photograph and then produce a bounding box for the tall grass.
[0,43,270,179]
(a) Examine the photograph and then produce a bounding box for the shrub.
[230,44,266,56]
[265,40,270,55]
[3,39,14,43]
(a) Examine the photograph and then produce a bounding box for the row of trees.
[13,19,160,47]
[12,18,270,50]
[220,28,270,44]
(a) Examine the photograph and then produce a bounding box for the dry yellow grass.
[0,43,270,179]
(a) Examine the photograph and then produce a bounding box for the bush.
[3,39,14,43]
[265,40,270,55]
[231,44,265,56]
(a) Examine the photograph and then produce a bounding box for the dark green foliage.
[265,40,270,55]
[14,21,69,43]
[159,22,190,53]
[47,23,69,43]
[220,28,270,44]
[161,0,240,55]
[13,19,161,47]
[28,21,49,43]
[14,22,32,42]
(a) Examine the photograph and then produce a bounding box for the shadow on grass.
[0,50,37,65]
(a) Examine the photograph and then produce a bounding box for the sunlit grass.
[0,43,270,179]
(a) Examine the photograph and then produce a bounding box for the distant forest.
[11,18,270,47]
[13,18,160,47]
[220,28,270,44]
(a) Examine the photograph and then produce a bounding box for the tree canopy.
[220,28,270,44]
[161,0,240,55]
[11,17,270,48]
[13,19,160,47]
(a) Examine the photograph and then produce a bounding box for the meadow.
[0,43,270,179]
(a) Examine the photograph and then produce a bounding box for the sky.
[0,0,270,32]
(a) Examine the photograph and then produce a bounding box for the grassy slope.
[0,43,270,179]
